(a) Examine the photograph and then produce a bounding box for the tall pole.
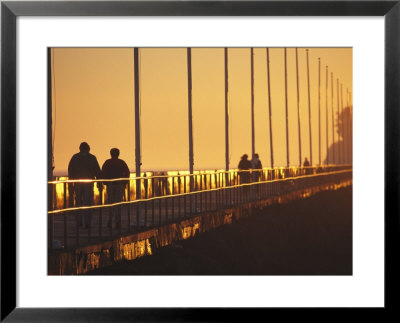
[325,65,329,165]
[340,83,345,164]
[336,78,340,164]
[250,48,255,161]
[284,48,290,167]
[318,57,321,165]
[296,48,302,166]
[224,48,230,184]
[187,48,194,179]
[48,48,54,183]
[134,48,141,200]
[349,91,353,164]
[346,88,350,165]
[266,48,274,169]
[331,72,335,164]
[48,48,54,248]
[306,49,313,166]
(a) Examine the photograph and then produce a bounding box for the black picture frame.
[1,0,399,321]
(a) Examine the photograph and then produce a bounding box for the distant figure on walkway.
[68,142,101,228]
[251,153,263,182]
[238,154,252,184]
[303,157,311,175]
[101,148,130,229]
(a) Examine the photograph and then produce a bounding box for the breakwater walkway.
[48,167,351,275]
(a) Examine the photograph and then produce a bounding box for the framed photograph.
[1,0,399,321]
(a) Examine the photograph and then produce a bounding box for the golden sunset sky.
[51,47,352,175]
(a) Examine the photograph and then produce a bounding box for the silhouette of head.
[254,153,259,159]
[110,148,120,158]
[79,142,90,153]
[242,154,248,160]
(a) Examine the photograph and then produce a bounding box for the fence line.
[48,166,352,250]
[49,165,352,212]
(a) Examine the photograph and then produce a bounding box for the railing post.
[136,185,140,229]
[63,182,67,248]
[159,196,162,226]
[127,180,131,232]
[99,184,103,237]
[195,174,198,212]
[144,175,148,227]
[48,208,54,250]
[152,177,155,226]
[118,187,122,235]
[184,175,187,217]
[171,176,175,220]
[200,174,203,213]
[75,210,80,247]
[165,178,169,223]
[205,173,208,211]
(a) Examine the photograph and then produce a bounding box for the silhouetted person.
[68,142,101,228]
[238,154,251,184]
[102,148,130,229]
[303,157,311,175]
[251,153,263,182]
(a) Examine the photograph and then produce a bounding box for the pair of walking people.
[238,153,263,184]
[68,142,130,229]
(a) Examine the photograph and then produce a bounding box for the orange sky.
[51,47,352,175]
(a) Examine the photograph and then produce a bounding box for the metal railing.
[48,165,352,249]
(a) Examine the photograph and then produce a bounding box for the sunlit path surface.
[86,186,352,275]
